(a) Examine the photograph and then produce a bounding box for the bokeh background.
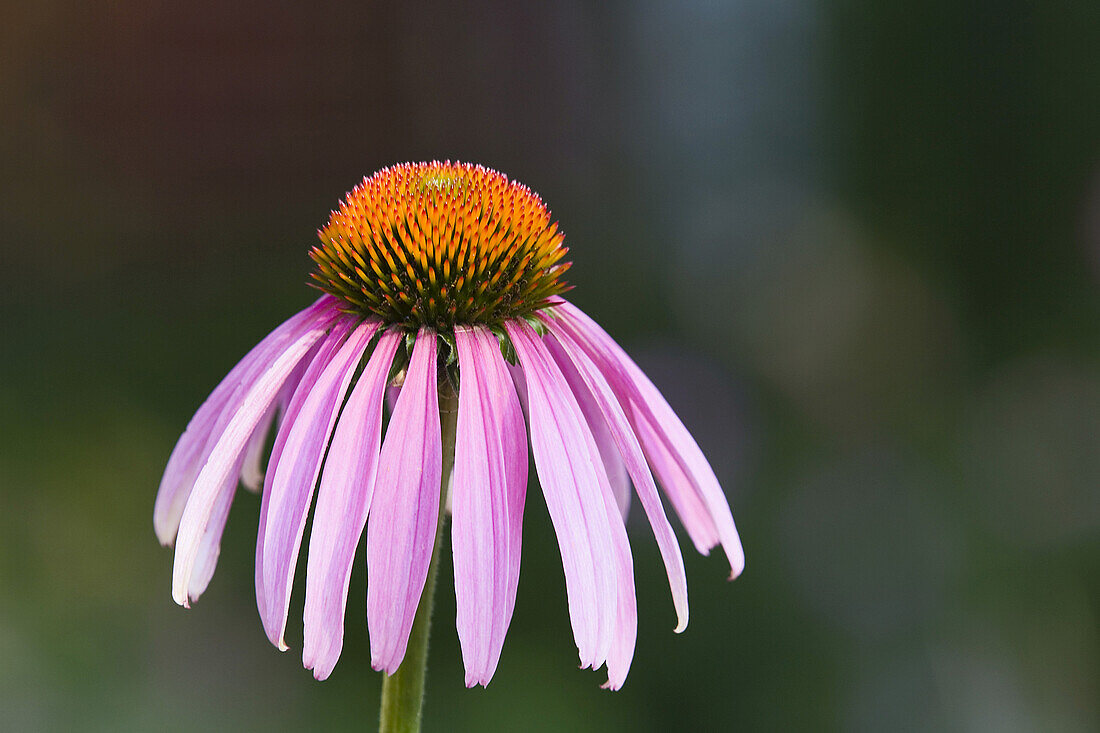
[2,1,1098,730]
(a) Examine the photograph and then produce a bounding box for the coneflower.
[154,161,743,729]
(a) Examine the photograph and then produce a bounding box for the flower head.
[155,161,743,690]
[310,161,570,330]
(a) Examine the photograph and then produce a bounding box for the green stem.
[378,385,459,733]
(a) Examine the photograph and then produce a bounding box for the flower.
[155,161,744,690]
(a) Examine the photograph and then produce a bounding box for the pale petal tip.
[153,521,175,547]
[277,638,289,652]
[371,658,396,675]
[471,669,497,688]
[240,473,262,493]
[727,547,746,581]
[601,667,628,690]
[171,581,189,608]
[673,616,688,634]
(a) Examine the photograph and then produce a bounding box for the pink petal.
[544,327,689,633]
[302,329,401,680]
[185,338,328,598]
[187,468,238,598]
[367,328,442,673]
[192,341,327,601]
[239,359,306,493]
[598,470,636,691]
[258,319,378,650]
[154,296,338,545]
[545,337,630,519]
[552,301,745,579]
[171,307,338,607]
[254,322,352,627]
[505,320,621,671]
[452,326,528,687]
[186,333,334,605]
[632,415,717,553]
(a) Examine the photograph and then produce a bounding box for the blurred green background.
[2,1,1098,731]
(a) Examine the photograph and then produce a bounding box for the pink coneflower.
[155,162,743,698]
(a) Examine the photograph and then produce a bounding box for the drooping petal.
[254,321,352,628]
[186,466,238,598]
[632,414,717,553]
[239,360,307,493]
[598,472,636,691]
[546,328,639,688]
[552,301,745,579]
[367,328,442,674]
[452,326,528,687]
[506,320,621,672]
[546,337,630,518]
[302,329,401,680]
[259,319,378,650]
[171,307,339,607]
[544,327,689,633]
[191,339,328,601]
[185,335,335,605]
[154,296,338,545]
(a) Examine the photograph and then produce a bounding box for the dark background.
[2,1,1098,730]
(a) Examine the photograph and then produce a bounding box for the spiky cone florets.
[310,161,572,332]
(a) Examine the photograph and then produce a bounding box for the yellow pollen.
[310,161,571,330]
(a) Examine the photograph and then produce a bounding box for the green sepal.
[387,335,412,383]
[524,314,549,337]
[439,332,458,367]
[492,327,519,365]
